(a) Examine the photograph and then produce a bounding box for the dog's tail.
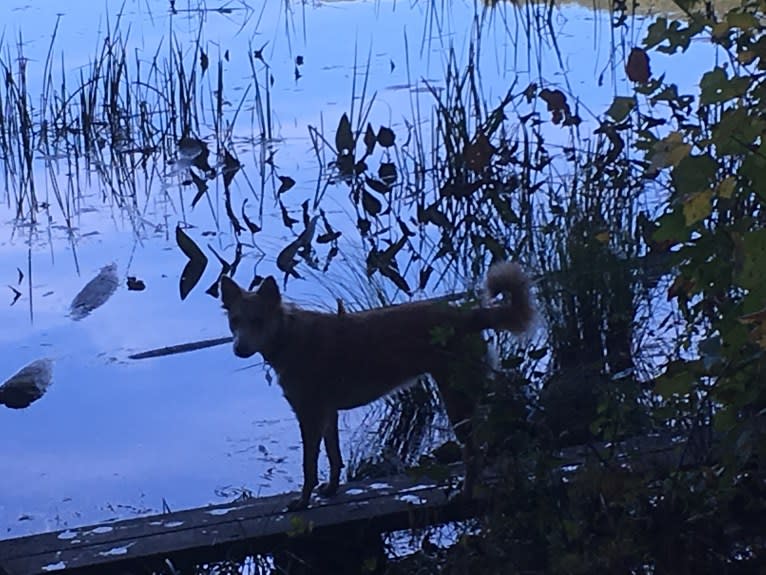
[479,261,534,333]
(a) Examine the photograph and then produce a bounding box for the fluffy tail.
[481,261,534,333]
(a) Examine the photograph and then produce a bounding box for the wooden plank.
[0,468,470,575]
[0,434,683,575]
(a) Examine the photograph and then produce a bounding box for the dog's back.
[271,262,533,410]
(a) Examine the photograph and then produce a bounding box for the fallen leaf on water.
[0,358,54,409]
[69,263,119,320]
[126,276,146,291]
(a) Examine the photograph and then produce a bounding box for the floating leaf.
[336,113,354,154]
[176,227,208,300]
[278,175,296,195]
[70,263,119,320]
[200,50,209,74]
[0,358,53,409]
[126,276,146,291]
[377,126,395,148]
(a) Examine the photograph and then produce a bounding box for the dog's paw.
[316,481,339,498]
[285,496,310,512]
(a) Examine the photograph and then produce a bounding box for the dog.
[220,262,533,510]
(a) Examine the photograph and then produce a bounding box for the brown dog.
[220,262,533,510]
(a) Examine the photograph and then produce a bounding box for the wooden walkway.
[0,466,474,575]
[0,434,682,574]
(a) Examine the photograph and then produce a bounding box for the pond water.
[0,0,711,537]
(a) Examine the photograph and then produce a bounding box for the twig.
[128,336,233,360]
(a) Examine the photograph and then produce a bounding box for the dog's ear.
[257,276,281,306]
[220,275,242,309]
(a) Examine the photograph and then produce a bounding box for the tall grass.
[0,2,273,236]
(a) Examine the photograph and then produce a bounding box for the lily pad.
[70,263,119,320]
[0,358,54,409]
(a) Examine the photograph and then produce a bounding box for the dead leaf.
[70,263,119,320]
[626,47,651,84]
[0,359,54,409]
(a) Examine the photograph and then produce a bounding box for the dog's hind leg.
[317,409,343,497]
[287,408,324,511]
[433,368,480,500]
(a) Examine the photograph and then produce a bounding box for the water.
[0,0,712,537]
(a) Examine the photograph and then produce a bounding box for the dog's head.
[220,275,284,359]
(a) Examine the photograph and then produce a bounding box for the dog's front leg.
[287,410,323,511]
[317,409,343,497]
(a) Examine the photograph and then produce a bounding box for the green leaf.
[606,96,636,122]
[738,229,766,291]
[682,189,713,226]
[699,67,751,105]
[652,208,686,243]
[654,364,694,398]
[712,108,765,156]
[672,153,717,197]
[713,405,737,432]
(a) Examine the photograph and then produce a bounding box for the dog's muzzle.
[232,337,256,358]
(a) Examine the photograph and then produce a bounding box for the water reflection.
[0,0,710,536]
